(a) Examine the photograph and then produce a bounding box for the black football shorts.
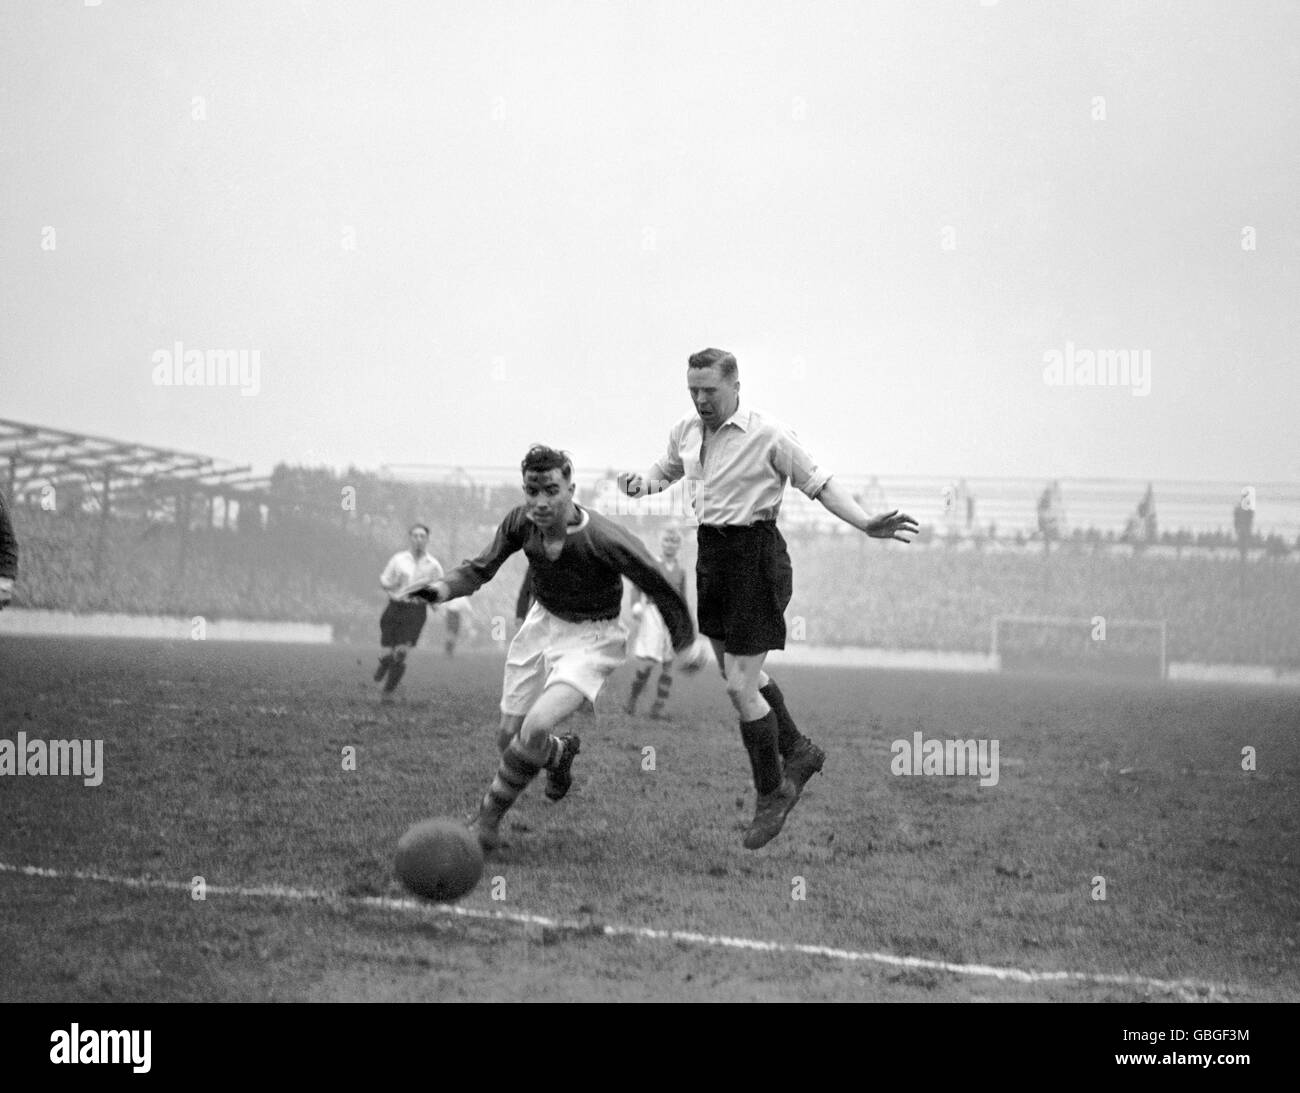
[380,600,428,647]
[695,521,793,656]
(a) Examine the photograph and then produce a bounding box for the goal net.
[991,615,1167,680]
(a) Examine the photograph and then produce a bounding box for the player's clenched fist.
[405,580,449,605]
[617,472,646,498]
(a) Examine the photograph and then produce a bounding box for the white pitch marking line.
[0,862,1227,997]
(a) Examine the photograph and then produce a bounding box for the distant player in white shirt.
[442,597,471,656]
[375,523,443,699]
[624,527,690,720]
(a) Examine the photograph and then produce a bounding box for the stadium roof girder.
[1,419,257,502]
[11,454,214,484]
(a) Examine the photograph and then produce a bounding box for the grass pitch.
[0,637,1296,1002]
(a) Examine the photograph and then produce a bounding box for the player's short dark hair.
[409,523,430,536]
[688,347,738,381]
[521,445,573,482]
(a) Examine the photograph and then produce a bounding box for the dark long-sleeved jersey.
[515,566,534,621]
[635,557,688,607]
[0,493,17,581]
[443,505,695,653]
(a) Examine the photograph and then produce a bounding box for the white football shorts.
[500,601,628,715]
[630,602,674,663]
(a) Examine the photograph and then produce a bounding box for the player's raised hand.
[865,510,919,543]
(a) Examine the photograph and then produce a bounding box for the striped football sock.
[481,736,551,821]
[627,667,651,710]
[649,668,673,711]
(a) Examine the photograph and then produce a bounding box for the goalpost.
[991,615,1168,680]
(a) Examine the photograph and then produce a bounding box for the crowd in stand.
[790,539,1299,668]
[5,502,527,648]
[5,465,1297,669]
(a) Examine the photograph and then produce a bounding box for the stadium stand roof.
[0,418,269,515]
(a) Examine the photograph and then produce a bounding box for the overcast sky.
[1,0,1296,484]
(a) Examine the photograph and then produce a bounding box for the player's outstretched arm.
[379,555,400,594]
[617,471,677,499]
[594,523,696,653]
[619,426,686,498]
[514,566,534,622]
[816,478,919,542]
[436,510,527,601]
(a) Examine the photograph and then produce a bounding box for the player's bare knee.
[497,714,522,753]
[725,675,766,718]
[518,715,554,753]
[518,732,552,761]
[723,676,750,706]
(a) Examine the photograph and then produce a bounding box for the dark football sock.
[647,670,670,712]
[383,660,406,692]
[760,679,806,759]
[627,667,651,710]
[740,711,783,795]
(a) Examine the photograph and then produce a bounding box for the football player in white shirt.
[624,527,690,720]
[619,348,917,849]
[375,523,443,698]
[442,597,471,656]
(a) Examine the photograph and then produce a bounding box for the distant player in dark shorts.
[376,523,443,699]
[619,348,917,849]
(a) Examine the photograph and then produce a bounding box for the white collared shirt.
[648,404,832,525]
[381,550,444,601]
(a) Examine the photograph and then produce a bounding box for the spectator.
[1233,494,1254,554]
[1138,483,1157,541]
[0,491,17,609]
[1037,480,1064,547]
